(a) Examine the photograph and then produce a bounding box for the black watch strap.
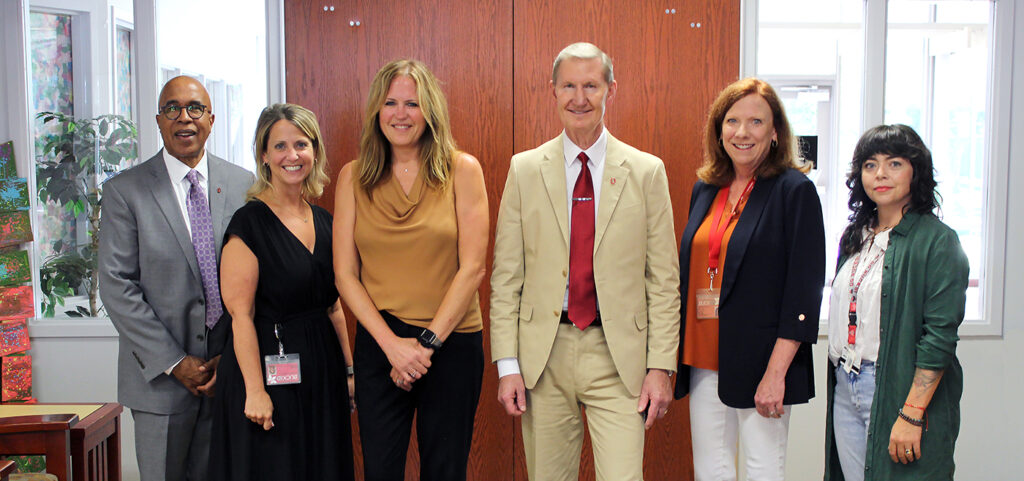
[418,328,442,350]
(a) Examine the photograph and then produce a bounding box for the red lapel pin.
[610,178,617,185]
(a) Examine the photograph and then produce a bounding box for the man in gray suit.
[99,76,253,481]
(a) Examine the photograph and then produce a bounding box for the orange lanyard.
[707,177,756,285]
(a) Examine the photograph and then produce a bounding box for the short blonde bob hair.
[698,77,809,186]
[247,103,330,200]
[356,59,457,193]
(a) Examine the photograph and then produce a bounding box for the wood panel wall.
[284,1,739,479]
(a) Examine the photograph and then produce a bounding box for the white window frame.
[742,0,1011,337]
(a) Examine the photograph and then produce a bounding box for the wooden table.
[0,403,122,481]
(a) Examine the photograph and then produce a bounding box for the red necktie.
[568,152,597,330]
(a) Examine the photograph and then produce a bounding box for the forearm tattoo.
[912,369,941,390]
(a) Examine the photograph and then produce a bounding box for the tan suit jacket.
[490,133,680,396]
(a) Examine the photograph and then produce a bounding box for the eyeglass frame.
[158,103,210,121]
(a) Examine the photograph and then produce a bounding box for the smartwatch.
[418,328,443,350]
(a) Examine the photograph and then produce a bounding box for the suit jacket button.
[562,269,567,277]
[196,334,205,341]
[553,311,559,317]
[798,314,806,321]
[198,299,205,305]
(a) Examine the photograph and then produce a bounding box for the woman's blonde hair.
[356,59,457,193]
[698,77,809,186]
[248,103,330,200]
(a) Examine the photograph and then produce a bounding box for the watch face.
[420,329,440,349]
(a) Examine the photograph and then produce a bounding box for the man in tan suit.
[491,42,681,480]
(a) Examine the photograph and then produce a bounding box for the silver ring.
[769,411,776,416]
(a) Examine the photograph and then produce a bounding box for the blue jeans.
[833,361,876,481]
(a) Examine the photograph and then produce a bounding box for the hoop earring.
[771,139,778,149]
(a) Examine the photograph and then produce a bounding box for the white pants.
[689,367,791,481]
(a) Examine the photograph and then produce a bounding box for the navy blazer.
[673,168,825,408]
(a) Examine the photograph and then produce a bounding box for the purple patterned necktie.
[185,170,223,329]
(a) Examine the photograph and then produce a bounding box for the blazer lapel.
[680,184,718,266]
[594,136,629,251]
[207,155,231,260]
[539,138,569,246]
[720,174,779,302]
[146,152,202,283]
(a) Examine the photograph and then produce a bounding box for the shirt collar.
[562,127,608,168]
[162,148,210,183]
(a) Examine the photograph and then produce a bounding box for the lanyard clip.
[274,323,285,357]
[707,268,717,290]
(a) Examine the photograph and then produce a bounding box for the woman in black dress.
[209,103,355,480]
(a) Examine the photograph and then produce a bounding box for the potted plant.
[34,111,137,317]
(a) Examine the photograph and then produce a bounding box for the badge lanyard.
[846,250,884,345]
[706,177,756,288]
[695,177,755,320]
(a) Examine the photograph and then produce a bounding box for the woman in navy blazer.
[673,78,825,481]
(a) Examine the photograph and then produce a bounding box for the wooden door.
[284,1,739,479]
[511,1,739,479]
[284,0,514,478]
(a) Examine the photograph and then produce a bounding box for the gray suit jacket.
[99,151,252,414]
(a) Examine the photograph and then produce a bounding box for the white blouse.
[827,229,890,365]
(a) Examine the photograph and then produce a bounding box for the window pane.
[30,12,81,317]
[157,0,266,173]
[884,0,990,320]
[758,0,865,294]
[115,28,134,120]
[30,9,140,319]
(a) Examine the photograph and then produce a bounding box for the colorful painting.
[116,28,133,120]
[0,211,32,249]
[0,286,32,318]
[2,354,32,402]
[0,319,29,357]
[0,178,29,211]
[0,251,30,287]
[0,141,14,178]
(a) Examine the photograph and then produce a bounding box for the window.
[29,4,140,319]
[156,0,267,173]
[883,1,990,323]
[753,0,1007,335]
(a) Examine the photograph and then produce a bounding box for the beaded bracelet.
[898,408,924,427]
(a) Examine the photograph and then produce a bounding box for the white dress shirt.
[162,148,211,239]
[827,229,888,365]
[498,129,608,378]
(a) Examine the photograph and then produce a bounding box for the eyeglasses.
[159,104,209,121]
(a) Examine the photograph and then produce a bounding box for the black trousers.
[354,311,484,481]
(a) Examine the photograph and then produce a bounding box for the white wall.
[9,3,1023,481]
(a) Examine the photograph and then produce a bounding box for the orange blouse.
[682,188,748,371]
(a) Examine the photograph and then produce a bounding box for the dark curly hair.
[840,124,939,256]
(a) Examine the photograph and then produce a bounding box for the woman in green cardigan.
[824,124,969,481]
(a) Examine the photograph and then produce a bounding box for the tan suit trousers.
[522,324,645,481]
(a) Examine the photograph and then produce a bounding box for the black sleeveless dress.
[209,200,354,481]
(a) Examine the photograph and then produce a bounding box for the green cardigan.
[824,212,969,481]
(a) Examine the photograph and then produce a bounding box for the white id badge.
[695,288,721,319]
[840,345,862,374]
[264,353,301,385]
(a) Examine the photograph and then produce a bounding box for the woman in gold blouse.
[333,59,488,481]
